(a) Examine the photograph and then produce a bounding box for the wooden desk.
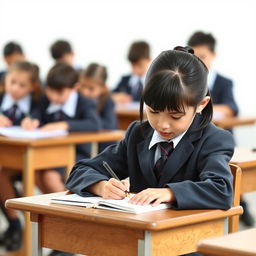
[6,192,242,256]
[116,105,256,130]
[231,147,256,193]
[197,228,256,256]
[0,130,124,256]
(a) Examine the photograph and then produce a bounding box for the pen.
[102,161,131,198]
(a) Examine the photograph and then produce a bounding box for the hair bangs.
[143,70,190,113]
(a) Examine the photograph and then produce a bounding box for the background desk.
[6,192,242,256]
[197,228,256,256]
[0,130,124,256]
[231,147,256,193]
[116,106,256,130]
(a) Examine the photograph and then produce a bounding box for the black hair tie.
[174,46,194,55]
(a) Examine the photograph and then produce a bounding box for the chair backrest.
[228,163,242,233]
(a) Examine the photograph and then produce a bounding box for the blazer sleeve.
[67,98,102,132]
[167,129,234,210]
[65,122,136,196]
[100,97,117,130]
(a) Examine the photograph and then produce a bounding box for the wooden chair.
[228,163,242,233]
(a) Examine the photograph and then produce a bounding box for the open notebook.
[0,126,68,139]
[51,193,170,214]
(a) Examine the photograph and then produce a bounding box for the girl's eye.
[149,110,159,114]
[170,116,182,120]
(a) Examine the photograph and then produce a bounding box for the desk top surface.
[0,130,125,147]
[197,228,256,256]
[231,147,256,168]
[6,192,242,231]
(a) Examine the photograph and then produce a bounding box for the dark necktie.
[153,141,174,181]
[131,80,143,101]
[54,110,65,121]
[9,103,18,123]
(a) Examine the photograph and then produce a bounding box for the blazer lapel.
[137,127,158,187]
[158,114,203,187]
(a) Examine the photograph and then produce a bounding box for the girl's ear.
[196,96,210,113]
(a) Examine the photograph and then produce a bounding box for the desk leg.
[138,231,151,256]
[23,147,34,256]
[91,142,98,158]
[65,145,76,179]
[32,221,42,256]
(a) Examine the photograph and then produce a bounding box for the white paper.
[0,126,68,139]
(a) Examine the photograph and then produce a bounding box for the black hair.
[187,31,216,52]
[128,41,150,63]
[47,63,78,90]
[3,42,24,57]
[140,46,213,130]
[50,40,73,60]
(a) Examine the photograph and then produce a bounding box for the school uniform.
[36,91,101,160]
[208,70,239,115]
[98,96,117,152]
[0,93,39,125]
[66,115,234,210]
[112,74,145,101]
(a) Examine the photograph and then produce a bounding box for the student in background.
[0,42,25,84]
[188,31,254,227]
[0,61,41,252]
[112,41,151,103]
[187,31,238,119]
[79,63,117,152]
[50,39,75,66]
[66,47,234,256]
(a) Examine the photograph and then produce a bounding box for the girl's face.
[145,97,210,140]
[79,78,104,99]
[5,70,34,100]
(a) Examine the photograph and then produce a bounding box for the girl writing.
[79,63,117,151]
[0,61,41,252]
[66,46,234,211]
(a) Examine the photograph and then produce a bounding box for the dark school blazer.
[66,115,235,210]
[35,93,101,159]
[211,74,239,116]
[0,93,39,126]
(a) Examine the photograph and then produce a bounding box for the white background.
[0,0,256,115]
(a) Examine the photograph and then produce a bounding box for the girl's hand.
[40,122,68,131]
[0,114,12,127]
[129,188,175,206]
[89,178,129,200]
[21,117,39,130]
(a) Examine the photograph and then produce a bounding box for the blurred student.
[0,42,25,84]
[0,61,41,252]
[112,41,151,103]
[188,31,254,227]
[79,63,117,152]
[187,31,238,119]
[50,39,75,66]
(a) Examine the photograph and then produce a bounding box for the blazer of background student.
[98,96,118,152]
[211,73,239,116]
[112,75,133,95]
[35,92,101,160]
[0,93,39,125]
[66,115,234,210]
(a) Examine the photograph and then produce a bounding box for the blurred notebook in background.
[0,126,68,139]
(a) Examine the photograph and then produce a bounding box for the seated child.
[112,41,151,103]
[0,60,41,252]
[79,63,117,152]
[66,47,234,212]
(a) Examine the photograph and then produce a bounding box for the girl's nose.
[157,117,170,130]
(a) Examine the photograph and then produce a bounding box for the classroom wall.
[0,0,256,115]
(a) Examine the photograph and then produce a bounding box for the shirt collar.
[46,90,78,118]
[207,69,217,90]
[149,129,187,150]
[128,74,146,88]
[1,93,31,114]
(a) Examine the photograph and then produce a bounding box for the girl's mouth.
[159,131,172,138]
